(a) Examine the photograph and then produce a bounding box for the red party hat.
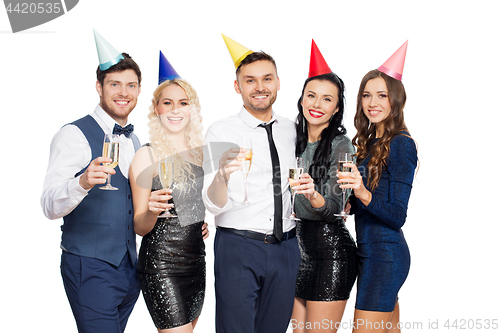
[378,40,408,81]
[308,39,332,78]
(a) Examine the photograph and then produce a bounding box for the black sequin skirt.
[295,219,357,301]
[137,220,206,329]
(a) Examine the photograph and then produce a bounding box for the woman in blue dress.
[338,68,417,332]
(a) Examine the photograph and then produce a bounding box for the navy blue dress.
[351,134,417,312]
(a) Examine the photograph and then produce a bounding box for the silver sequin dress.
[137,163,206,329]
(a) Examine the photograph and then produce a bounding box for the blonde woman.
[129,78,207,332]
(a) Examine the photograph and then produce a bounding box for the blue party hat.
[93,29,124,71]
[159,51,180,84]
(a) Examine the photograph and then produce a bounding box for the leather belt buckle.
[264,233,274,244]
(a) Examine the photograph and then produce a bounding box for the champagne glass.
[285,157,304,221]
[237,139,253,204]
[100,134,120,190]
[335,152,353,217]
[158,157,177,218]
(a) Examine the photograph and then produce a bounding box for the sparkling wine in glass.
[335,152,353,217]
[100,134,120,190]
[285,157,304,221]
[237,139,253,204]
[158,157,177,218]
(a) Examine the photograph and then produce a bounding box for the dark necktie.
[113,123,134,138]
[258,121,283,241]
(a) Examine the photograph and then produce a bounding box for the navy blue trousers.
[214,229,301,333]
[60,252,140,333]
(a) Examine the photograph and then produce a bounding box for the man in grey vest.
[41,31,142,333]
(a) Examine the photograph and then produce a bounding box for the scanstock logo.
[3,0,79,33]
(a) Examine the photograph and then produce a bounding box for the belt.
[217,227,296,244]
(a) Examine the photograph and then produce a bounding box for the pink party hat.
[378,40,408,81]
[308,39,332,78]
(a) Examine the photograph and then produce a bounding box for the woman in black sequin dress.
[129,78,207,332]
[290,41,357,333]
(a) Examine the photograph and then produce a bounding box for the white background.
[1,0,499,332]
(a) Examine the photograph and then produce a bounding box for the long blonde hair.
[148,78,204,190]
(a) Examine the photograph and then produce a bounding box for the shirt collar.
[238,106,278,129]
[93,104,131,134]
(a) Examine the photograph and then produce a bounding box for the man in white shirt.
[41,52,142,333]
[203,51,300,333]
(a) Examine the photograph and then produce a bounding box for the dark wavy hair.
[236,51,277,76]
[296,72,346,186]
[96,52,142,87]
[353,69,411,190]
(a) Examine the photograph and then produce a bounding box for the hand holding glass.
[158,157,177,218]
[335,153,353,218]
[100,134,119,190]
[285,157,304,221]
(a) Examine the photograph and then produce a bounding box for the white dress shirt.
[41,105,137,220]
[202,107,296,234]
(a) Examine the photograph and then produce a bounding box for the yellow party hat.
[221,34,254,69]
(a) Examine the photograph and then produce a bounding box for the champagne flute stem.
[243,178,248,202]
[291,192,296,216]
[341,189,346,212]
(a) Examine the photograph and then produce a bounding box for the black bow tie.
[112,124,134,138]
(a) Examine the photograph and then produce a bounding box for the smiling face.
[301,79,339,134]
[96,69,141,126]
[155,83,190,135]
[234,60,280,121]
[361,77,392,137]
